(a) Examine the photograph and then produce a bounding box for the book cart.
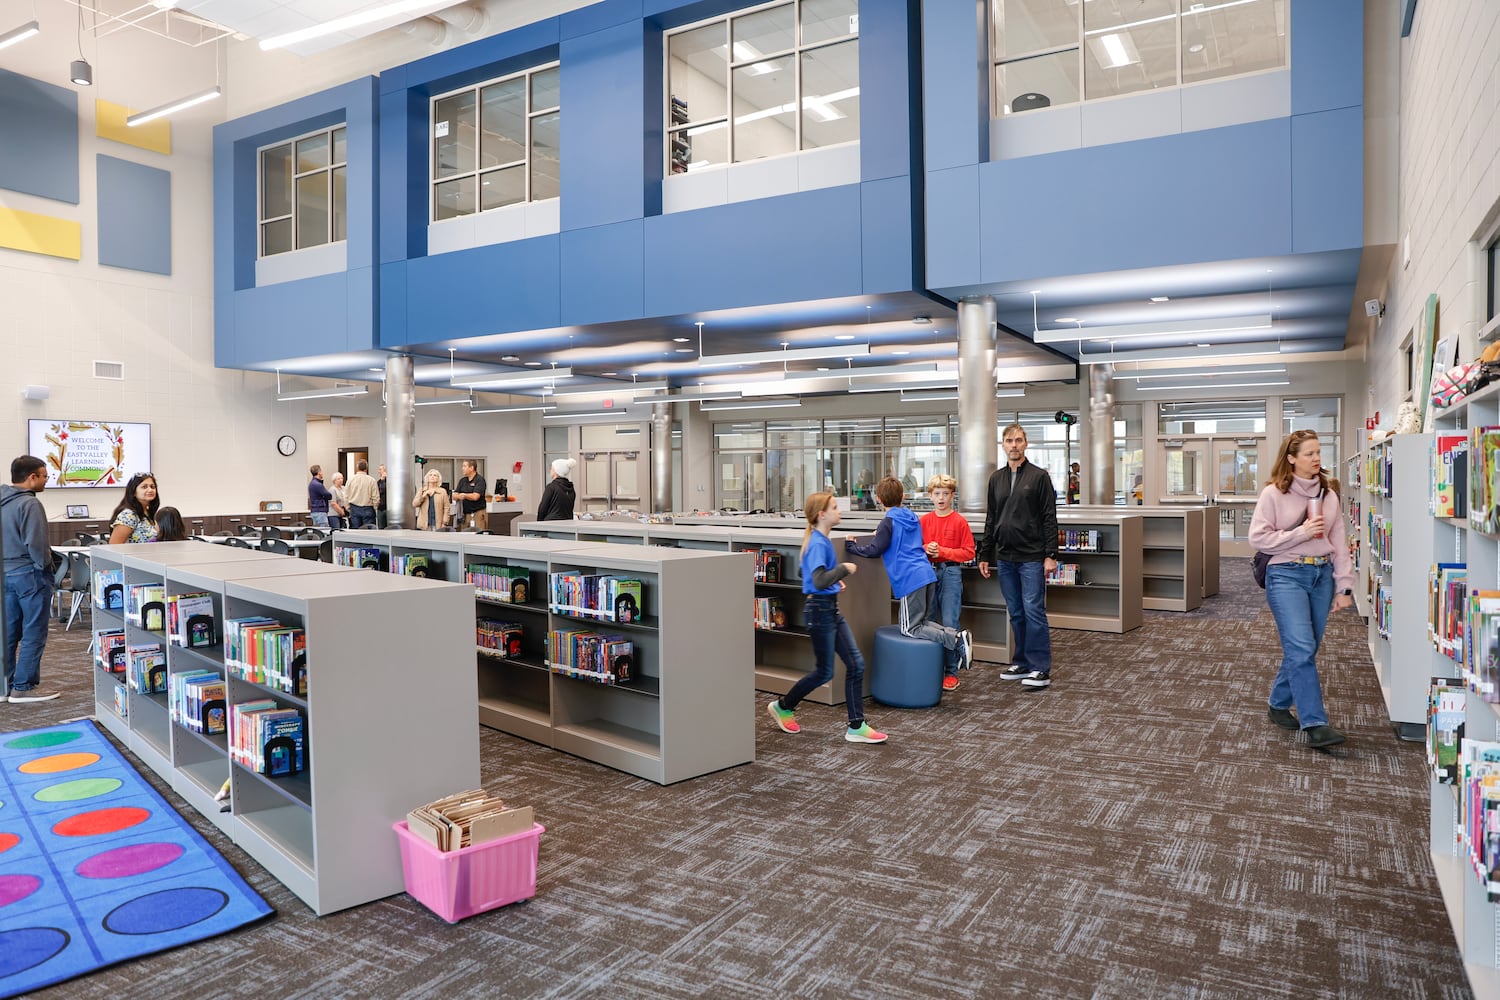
[90,542,480,915]
[1409,382,1500,998]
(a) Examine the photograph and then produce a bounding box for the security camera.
[1364,298,1384,318]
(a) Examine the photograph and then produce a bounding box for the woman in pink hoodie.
[1248,430,1354,749]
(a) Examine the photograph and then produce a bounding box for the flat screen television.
[27,419,152,489]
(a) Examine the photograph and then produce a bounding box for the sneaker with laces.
[998,664,1031,681]
[845,721,888,744]
[956,630,974,671]
[942,675,960,692]
[1019,671,1051,690]
[8,686,60,703]
[766,699,800,734]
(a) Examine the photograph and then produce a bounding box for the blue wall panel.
[401,236,562,339]
[96,155,171,275]
[924,165,981,290]
[562,0,642,38]
[921,1,985,173]
[0,69,79,205]
[561,221,645,326]
[377,260,408,350]
[859,0,917,184]
[561,18,647,229]
[861,177,913,295]
[1291,106,1363,253]
[642,186,864,316]
[1291,0,1363,115]
[231,273,358,366]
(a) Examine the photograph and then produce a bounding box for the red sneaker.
[942,675,960,692]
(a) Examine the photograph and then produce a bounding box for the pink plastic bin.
[393,820,544,923]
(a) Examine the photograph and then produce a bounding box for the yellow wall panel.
[0,207,83,261]
[95,99,172,155]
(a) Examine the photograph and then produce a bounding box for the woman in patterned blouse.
[108,472,161,544]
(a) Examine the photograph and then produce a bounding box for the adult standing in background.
[376,464,388,528]
[413,469,450,531]
[108,472,162,544]
[1066,463,1081,505]
[1248,429,1351,750]
[978,423,1059,691]
[454,460,488,531]
[344,460,379,529]
[2,456,59,702]
[308,465,332,528]
[328,472,348,530]
[537,458,576,521]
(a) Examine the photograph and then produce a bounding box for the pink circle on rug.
[76,842,185,880]
[0,833,18,854]
[52,806,151,838]
[0,875,42,907]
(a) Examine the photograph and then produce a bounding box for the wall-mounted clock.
[277,434,297,457]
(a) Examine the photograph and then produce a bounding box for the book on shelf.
[467,564,531,604]
[93,568,123,610]
[229,699,277,767]
[1459,738,1500,898]
[548,573,646,623]
[546,628,633,684]
[1429,679,1466,783]
[477,618,524,658]
[1432,433,1470,519]
[1057,529,1100,552]
[230,702,304,776]
[95,629,127,673]
[754,595,787,630]
[1469,427,1500,534]
[1467,591,1500,701]
[748,549,783,583]
[225,617,307,696]
[336,545,384,570]
[168,669,224,732]
[1428,562,1467,661]
[167,592,217,648]
[1046,563,1081,585]
[113,683,128,719]
[127,643,166,694]
[125,584,166,631]
[392,552,430,577]
[1375,586,1392,639]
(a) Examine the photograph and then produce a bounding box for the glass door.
[1211,437,1264,554]
[1161,439,1208,502]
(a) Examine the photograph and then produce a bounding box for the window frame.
[428,61,561,223]
[664,0,860,176]
[256,124,348,259]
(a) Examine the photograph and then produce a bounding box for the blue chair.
[870,625,944,708]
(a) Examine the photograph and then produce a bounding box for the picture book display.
[1428,562,1467,662]
[166,592,218,648]
[335,545,384,571]
[229,700,305,777]
[125,583,166,631]
[224,617,307,697]
[1429,678,1466,784]
[546,628,633,684]
[1458,737,1500,899]
[1432,433,1470,519]
[392,553,430,577]
[169,670,227,735]
[126,643,167,694]
[93,568,124,610]
[1468,426,1500,535]
[1466,590,1500,703]
[467,564,531,604]
[95,630,127,674]
[548,573,646,623]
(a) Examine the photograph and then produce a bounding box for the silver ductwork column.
[651,402,672,513]
[1087,363,1115,505]
[385,355,416,529]
[957,296,998,514]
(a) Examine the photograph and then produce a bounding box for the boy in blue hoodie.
[846,477,973,669]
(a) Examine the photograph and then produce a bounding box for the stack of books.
[546,628,633,684]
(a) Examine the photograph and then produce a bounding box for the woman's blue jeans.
[1265,560,1333,729]
[783,594,866,725]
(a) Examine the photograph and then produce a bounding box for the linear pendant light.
[1112,364,1287,381]
[452,367,574,390]
[698,343,869,369]
[0,20,40,50]
[1077,340,1284,365]
[126,86,222,126]
[700,398,802,411]
[471,403,557,414]
[276,385,369,401]
[259,0,443,50]
[1032,314,1272,345]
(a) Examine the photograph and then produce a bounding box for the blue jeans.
[4,567,54,693]
[782,594,866,725]
[934,564,964,676]
[310,512,330,528]
[348,505,376,529]
[1265,560,1334,728]
[995,560,1051,674]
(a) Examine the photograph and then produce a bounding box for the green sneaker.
[845,722,888,744]
[767,699,800,734]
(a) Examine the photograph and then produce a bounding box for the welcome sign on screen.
[28,419,152,488]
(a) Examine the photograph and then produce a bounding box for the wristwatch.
[1340,589,1353,596]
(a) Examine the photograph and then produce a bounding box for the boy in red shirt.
[921,474,976,691]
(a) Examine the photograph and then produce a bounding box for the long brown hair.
[1267,430,1331,494]
[802,491,835,551]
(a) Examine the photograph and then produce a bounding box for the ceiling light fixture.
[1150,296,1170,303]
[912,316,932,325]
[697,343,870,368]
[994,362,1077,381]
[1078,340,1285,365]
[901,390,956,402]
[259,0,446,50]
[70,58,91,86]
[995,386,1027,398]
[834,334,856,341]
[1055,317,1078,324]
[786,362,944,381]
[1032,314,1273,345]
[673,337,690,343]
[700,398,803,411]
[451,367,574,390]
[541,409,626,420]
[501,355,520,362]
[276,385,369,401]
[127,86,222,126]
[413,394,474,407]
[1134,380,1291,392]
[0,20,40,51]
[470,403,558,414]
[1113,365,1288,381]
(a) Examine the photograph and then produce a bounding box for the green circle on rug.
[5,731,83,750]
[34,778,122,803]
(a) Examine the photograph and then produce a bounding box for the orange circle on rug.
[19,753,101,775]
[52,807,150,838]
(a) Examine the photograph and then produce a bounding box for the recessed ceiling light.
[892,350,911,356]
[1188,43,1204,53]
[817,367,830,372]
[1055,317,1078,323]
[912,316,931,325]
[367,367,384,372]
[675,348,693,353]
[1150,296,1169,303]
[673,337,690,343]
[1197,343,1211,348]
[834,334,856,341]
[501,355,520,362]
[601,371,617,376]
[524,361,543,367]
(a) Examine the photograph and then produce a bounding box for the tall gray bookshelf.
[90,542,480,915]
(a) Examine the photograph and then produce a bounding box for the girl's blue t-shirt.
[801,531,841,595]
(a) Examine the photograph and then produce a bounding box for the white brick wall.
[1372,1,1500,423]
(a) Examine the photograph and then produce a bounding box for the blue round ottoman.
[870,625,944,708]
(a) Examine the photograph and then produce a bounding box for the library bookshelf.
[89,542,479,915]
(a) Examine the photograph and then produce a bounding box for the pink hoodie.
[1247,474,1354,593]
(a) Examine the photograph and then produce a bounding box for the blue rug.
[0,720,273,998]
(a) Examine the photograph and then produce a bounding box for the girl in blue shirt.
[766,492,888,744]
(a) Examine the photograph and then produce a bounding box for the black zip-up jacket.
[977,459,1059,564]
[536,476,576,521]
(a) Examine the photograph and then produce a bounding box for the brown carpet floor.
[3,558,1472,999]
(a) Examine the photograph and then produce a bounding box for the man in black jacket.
[977,424,1059,690]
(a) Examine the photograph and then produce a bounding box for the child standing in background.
[766,492,888,744]
[154,507,188,542]
[920,475,975,691]
[846,477,973,670]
